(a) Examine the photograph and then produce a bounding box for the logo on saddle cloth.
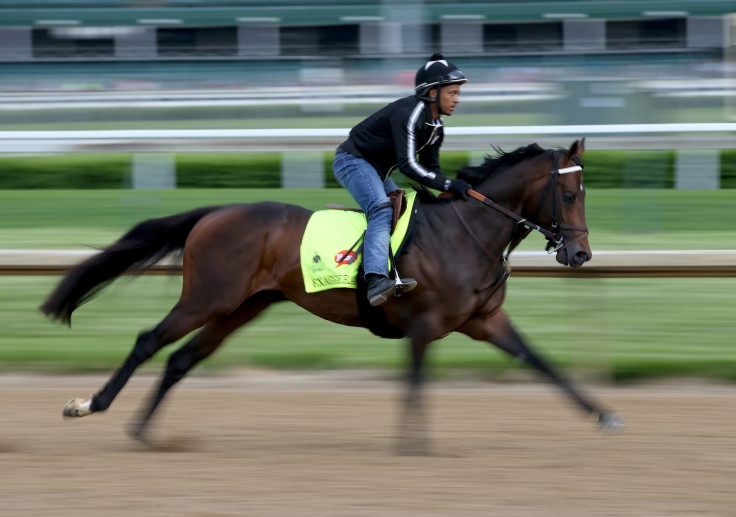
[300,191,418,293]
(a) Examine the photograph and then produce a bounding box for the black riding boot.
[366,274,417,306]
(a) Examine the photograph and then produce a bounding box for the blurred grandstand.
[0,1,734,144]
[0,1,732,98]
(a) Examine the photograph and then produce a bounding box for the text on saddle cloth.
[300,191,418,294]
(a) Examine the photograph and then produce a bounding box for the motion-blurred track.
[1,373,734,516]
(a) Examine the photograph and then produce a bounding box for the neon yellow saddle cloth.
[300,191,417,293]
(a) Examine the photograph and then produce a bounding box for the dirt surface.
[1,371,734,516]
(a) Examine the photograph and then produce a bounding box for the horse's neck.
[479,161,545,215]
[426,193,518,261]
[451,158,550,254]
[413,157,550,260]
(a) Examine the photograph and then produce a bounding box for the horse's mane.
[412,142,553,204]
[456,142,547,187]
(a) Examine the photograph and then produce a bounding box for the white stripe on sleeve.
[406,103,437,180]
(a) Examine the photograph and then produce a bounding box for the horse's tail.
[40,206,223,325]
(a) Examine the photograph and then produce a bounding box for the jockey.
[333,53,472,306]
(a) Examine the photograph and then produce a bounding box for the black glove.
[447,179,471,200]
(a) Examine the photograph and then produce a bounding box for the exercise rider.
[333,53,472,306]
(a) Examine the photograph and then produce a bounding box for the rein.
[466,189,557,242]
[455,151,589,256]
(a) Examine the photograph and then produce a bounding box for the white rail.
[1,123,735,153]
[1,123,734,140]
[2,250,735,278]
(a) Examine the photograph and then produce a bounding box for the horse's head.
[455,139,592,268]
[532,139,591,268]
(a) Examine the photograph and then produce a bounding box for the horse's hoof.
[125,420,149,442]
[63,397,92,418]
[598,412,625,433]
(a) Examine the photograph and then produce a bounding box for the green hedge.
[0,153,129,188]
[721,150,736,188]
[176,153,281,188]
[585,150,676,188]
[0,150,734,189]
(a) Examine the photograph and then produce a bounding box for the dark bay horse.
[42,138,624,449]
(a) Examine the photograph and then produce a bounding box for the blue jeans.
[333,151,399,278]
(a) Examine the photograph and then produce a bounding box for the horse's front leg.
[459,309,624,432]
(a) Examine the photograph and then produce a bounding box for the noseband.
[460,150,589,255]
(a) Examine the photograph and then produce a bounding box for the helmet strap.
[435,86,443,117]
[428,86,443,119]
[419,87,441,118]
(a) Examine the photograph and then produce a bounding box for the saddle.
[327,189,407,234]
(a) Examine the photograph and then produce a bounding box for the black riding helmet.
[415,53,468,102]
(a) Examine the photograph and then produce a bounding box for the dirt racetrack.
[1,371,734,517]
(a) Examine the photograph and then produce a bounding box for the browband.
[557,165,583,174]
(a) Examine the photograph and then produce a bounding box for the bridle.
[451,150,589,259]
[533,150,589,254]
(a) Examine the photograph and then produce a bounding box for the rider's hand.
[447,179,472,200]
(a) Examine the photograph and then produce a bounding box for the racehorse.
[41,138,624,451]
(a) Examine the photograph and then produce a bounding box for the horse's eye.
[562,192,575,204]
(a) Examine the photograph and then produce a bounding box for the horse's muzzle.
[556,246,592,268]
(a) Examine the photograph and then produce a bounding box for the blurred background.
[1,0,734,122]
[0,1,735,381]
[0,0,734,189]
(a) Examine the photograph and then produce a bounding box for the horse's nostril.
[576,250,591,263]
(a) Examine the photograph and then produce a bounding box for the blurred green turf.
[2,275,735,382]
[1,188,735,380]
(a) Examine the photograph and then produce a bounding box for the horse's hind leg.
[397,319,438,456]
[63,297,216,419]
[460,309,625,432]
[128,292,282,438]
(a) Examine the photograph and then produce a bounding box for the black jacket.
[338,95,452,192]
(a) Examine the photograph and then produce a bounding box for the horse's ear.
[578,137,586,155]
[566,138,586,161]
